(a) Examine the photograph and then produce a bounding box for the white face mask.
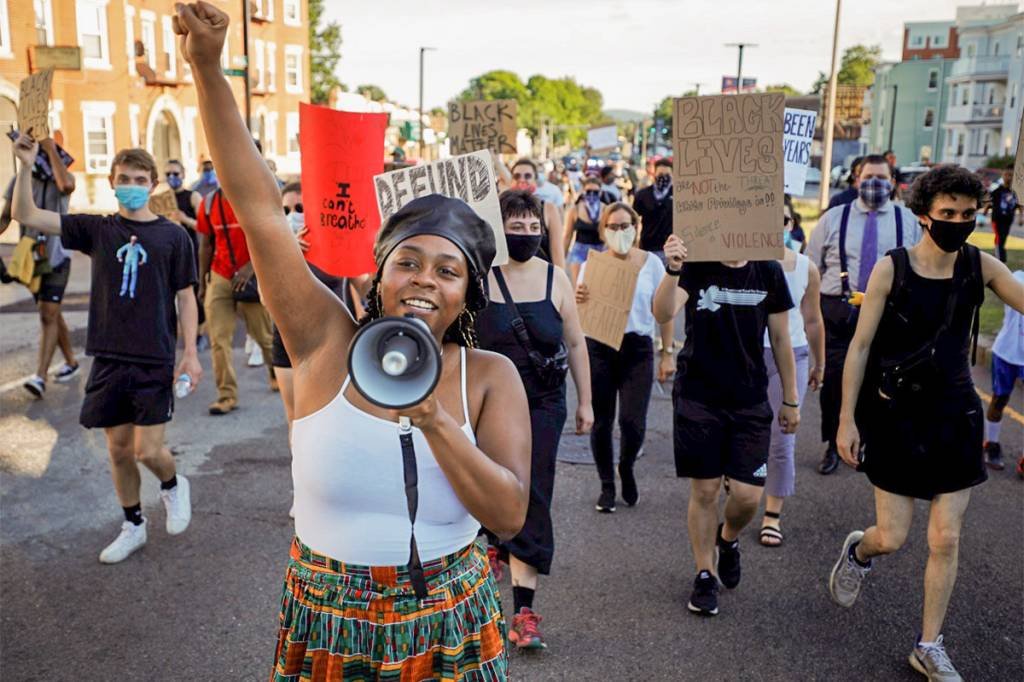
[608,227,635,255]
[287,210,305,234]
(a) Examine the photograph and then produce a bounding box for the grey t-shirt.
[4,176,71,267]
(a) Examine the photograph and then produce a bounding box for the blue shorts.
[568,241,604,265]
[992,354,1024,397]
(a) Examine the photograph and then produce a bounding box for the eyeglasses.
[165,171,181,178]
[605,222,634,231]
[284,204,304,215]
[512,172,534,181]
[784,216,792,226]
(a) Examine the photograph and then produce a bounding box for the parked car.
[897,166,930,197]
[805,167,823,185]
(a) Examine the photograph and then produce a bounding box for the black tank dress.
[475,264,566,574]
[859,247,986,500]
[175,189,204,326]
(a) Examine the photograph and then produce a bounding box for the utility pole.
[690,82,705,96]
[819,0,842,210]
[242,0,252,132]
[725,43,757,94]
[887,84,899,152]
[418,47,435,160]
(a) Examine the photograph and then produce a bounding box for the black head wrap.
[374,194,496,312]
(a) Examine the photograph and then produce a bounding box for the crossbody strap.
[838,202,853,296]
[894,207,904,247]
[493,266,540,357]
[398,418,428,600]
[214,189,241,274]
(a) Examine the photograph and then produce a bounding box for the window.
[912,34,924,47]
[81,101,115,173]
[933,33,947,48]
[128,103,140,147]
[35,0,55,46]
[286,112,299,156]
[988,86,995,105]
[140,10,156,70]
[48,100,63,136]
[265,112,278,156]
[994,42,1001,57]
[266,43,276,92]
[124,5,136,75]
[76,0,111,69]
[1011,83,1018,109]
[923,108,935,129]
[284,45,303,93]
[982,131,990,156]
[254,39,265,90]
[162,16,176,78]
[962,86,970,106]
[956,133,964,156]
[927,68,938,90]
[254,0,274,21]
[0,0,11,58]
[283,0,300,26]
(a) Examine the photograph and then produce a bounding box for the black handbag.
[214,190,260,303]
[493,266,568,389]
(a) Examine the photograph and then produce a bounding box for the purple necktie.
[858,210,878,292]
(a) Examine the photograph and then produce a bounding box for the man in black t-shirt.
[653,234,801,617]
[634,157,674,259]
[986,168,1019,263]
[12,134,201,565]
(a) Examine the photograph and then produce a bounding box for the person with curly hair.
[175,3,531,678]
[828,165,1024,681]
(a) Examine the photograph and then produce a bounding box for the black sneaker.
[984,442,1005,470]
[717,524,742,589]
[818,445,839,475]
[595,486,616,513]
[619,462,638,507]
[687,570,719,616]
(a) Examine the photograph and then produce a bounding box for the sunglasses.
[165,171,181,178]
[284,204,304,215]
[512,172,534,181]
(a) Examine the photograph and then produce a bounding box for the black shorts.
[34,259,71,304]
[271,324,291,368]
[673,394,773,486]
[80,358,175,429]
[860,391,986,500]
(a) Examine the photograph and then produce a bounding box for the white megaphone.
[347,315,442,409]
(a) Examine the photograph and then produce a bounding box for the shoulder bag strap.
[838,202,853,296]
[493,266,540,358]
[967,244,983,365]
[894,207,904,247]
[398,419,428,601]
[215,189,240,275]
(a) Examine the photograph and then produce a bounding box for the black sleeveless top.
[475,264,564,397]
[573,200,602,244]
[868,247,982,401]
[174,189,197,221]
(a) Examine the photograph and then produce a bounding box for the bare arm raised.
[173,1,352,363]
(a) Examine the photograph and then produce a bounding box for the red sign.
[299,103,387,276]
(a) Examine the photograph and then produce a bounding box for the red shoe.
[486,545,505,582]
[1016,455,1024,480]
[508,607,546,650]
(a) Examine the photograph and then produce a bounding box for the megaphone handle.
[399,428,429,601]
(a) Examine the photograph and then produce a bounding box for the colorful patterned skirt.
[270,536,508,681]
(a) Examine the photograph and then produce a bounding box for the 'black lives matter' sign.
[448,100,518,156]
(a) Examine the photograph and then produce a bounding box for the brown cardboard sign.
[672,92,785,262]
[149,191,179,219]
[31,46,82,71]
[578,250,641,350]
[448,100,518,156]
[1013,116,1024,198]
[18,69,54,141]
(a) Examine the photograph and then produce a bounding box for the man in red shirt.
[197,186,276,414]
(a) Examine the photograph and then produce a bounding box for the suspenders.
[837,203,904,297]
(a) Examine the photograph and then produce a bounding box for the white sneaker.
[160,474,192,535]
[247,344,264,367]
[99,520,147,564]
[244,334,255,355]
[53,363,81,382]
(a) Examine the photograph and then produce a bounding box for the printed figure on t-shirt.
[116,235,148,298]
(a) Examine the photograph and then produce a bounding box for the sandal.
[759,511,784,547]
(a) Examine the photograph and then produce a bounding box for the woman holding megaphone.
[175,3,529,679]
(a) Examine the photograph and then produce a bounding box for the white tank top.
[290,347,481,565]
[764,253,810,349]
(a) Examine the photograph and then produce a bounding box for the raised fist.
[173,1,229,68]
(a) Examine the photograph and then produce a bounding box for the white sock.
[985,418,1002,444]
[918,638,939,647]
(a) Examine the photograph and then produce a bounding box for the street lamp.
[725,43,757,94]
[819,0,843,211]
[418,47,436,160]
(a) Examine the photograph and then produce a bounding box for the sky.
[323,0,991,113]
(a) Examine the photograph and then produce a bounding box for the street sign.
[223,68,246,77]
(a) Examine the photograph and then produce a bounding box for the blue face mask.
[201,169,217,185]
[166,174,183,190]
[114,185,151,211]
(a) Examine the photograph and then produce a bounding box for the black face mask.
[506,233,543,262]
[925,217,976,253]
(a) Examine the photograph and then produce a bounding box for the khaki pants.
[205,272,274,402]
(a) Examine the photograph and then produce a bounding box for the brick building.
[0,0,309,219]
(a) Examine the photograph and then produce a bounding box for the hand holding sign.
[18,69,54,142]
[149,191,179,219]
[578,250,641,350]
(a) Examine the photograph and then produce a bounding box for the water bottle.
[174,373,192,399]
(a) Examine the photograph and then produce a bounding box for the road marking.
[976,387,1024,426]
[0,362,69,395]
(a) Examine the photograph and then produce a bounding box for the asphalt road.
[1,265,1022,680]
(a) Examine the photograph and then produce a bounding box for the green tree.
[811,44,883,94]
[309,0,345,104]
[458,70,530,102]
[765,83,802,96]
[356,84,388,102]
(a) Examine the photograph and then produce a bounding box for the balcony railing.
[950,55,1010,77]
[947,104,1005,123]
